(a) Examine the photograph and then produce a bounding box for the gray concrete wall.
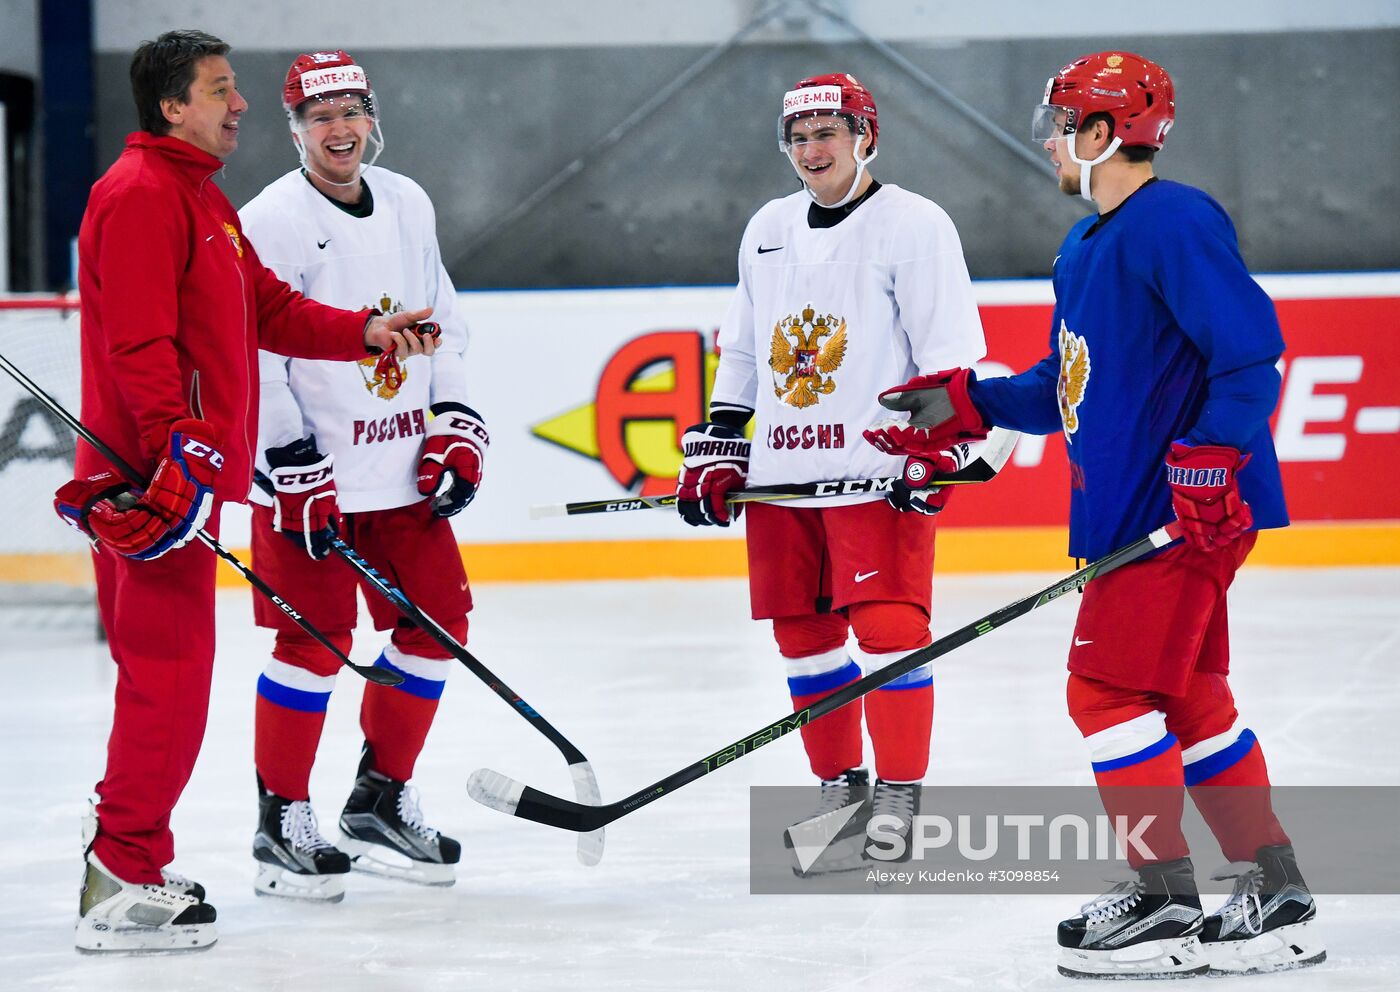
[92,29,1400,288]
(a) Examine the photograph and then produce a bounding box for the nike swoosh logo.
[205,235,215,242]
[1074,637,1093,646]
[757,245,783,254]
[317,239,332,249]
[460,580,469,591]
[854,570,879,583]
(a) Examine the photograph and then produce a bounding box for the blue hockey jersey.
[970,180,1289,560]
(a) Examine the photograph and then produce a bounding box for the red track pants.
[90,507,221,884]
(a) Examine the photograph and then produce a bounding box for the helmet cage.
[287,90,384,186]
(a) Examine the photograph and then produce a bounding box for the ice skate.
[1200,844,1325,975]
[253,778,351,902]
[865,779,921,865]
[786,768,872,876]
[1057,857,1208,979]
[75,849,217,954]
[338,745,460,886]
[784,768,870,849]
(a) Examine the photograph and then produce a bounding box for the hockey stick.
[252,472,605,866]
[0,351,401,688]
[530,427,1020,518]
[467,520,1183,834]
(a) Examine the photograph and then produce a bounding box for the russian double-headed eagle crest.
[358,292,408,400]
[770,304,847,409]
[222,222,243,258]
[1057,319,1090,439]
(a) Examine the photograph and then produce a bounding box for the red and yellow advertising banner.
[9,278,1390,588]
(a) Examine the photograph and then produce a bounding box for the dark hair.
[129,30,230,135]
[1081,111,1157,164]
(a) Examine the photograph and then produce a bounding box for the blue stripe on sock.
[1091,732,1179,773]
[878,665,933,691]
[374,652,446,700]
[787,659,861,697]
[1184,728,1258,786]
[257,673,332,713]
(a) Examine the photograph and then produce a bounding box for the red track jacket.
[75,132,371,502]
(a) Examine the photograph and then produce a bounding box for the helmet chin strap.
[293,120,386,189]
[1064,131,1122,201]
[792,140,878,209]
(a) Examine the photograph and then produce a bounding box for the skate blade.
[75,917,218,954]
[791,836,869,878]
[1204,920,1327,975]
[1058,936,1207,980]
[254,862,347,903]
[339,836,456,887]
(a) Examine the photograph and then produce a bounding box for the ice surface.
[3,566,1398,990]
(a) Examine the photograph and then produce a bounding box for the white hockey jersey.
[240,166,468,512]
[709,185,986,498]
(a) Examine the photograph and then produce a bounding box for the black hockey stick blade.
[467,519,1180,834]
[531,428,1020,518]
[0,350,400,688]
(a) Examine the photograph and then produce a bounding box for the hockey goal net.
[0,295,97,630]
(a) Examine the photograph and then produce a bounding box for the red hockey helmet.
[1033,52,1175,150]
[282,50,372,116]
[779,72,879,150]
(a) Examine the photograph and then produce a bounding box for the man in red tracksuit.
[53,30,437,953]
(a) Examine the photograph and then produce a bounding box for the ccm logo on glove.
[182,438,225,469]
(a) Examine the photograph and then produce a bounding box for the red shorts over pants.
[90,505,222,885]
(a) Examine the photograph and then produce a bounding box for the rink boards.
[1,272,1396,585]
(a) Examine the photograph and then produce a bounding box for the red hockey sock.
[865,681,933,782]
[1069,674,1190,867]
[254,631,349,800]
[787,648,864,781]
[361,629,459,782]
[1167,672,1291,861]
[774,616,863,781]
[255,695,327,801]
[849,603,935,782]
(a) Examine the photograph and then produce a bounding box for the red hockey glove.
[1165,442,1254,551]
[417,403,488,518]
[676,422,750,527]
[864,368,990,457]
[886,443,972,516]
[266,435,339,560]
[53,419,222,560]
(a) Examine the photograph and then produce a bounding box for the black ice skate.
[1057,857,1208,979]
[784,768,870,849]
[76,849,217,954]
[1200,844,1325,975]
[253,777,351,902]
[865,779,922,866]
[785,768,872,875]
[338,744,460,886]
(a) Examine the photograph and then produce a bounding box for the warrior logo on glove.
[676,422,750,527]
